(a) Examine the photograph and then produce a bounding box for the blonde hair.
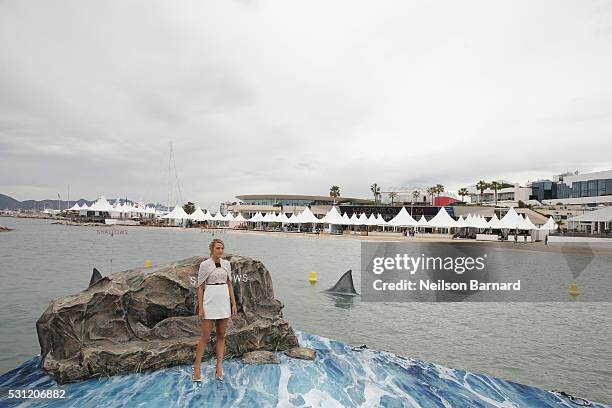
[209,238,225,256]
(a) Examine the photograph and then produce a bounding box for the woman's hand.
[231,303,237,317]
[199,308,205,322]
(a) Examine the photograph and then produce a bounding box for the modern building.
[466,182,532,207]
[535,169,612,206]
[230,194,371,218]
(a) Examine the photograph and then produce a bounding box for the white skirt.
[203,283,231,320]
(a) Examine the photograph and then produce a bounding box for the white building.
[466,182,532,207]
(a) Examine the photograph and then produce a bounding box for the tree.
[490,181,501,205]
[458,188,468,203]
[183,201,195,215]
[435,184,444,197]
[388,191,397,205]
[426,186,437,204]
[329,185,341,204]
[475,180,489,204]
[555,219,565,232]
[370,183,381,203]
[412,190,420,202]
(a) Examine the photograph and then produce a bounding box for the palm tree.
[458,188,468,203]
[388,191,397,205]
[329,185,341,204]
[412,190,420,202]
[555,219,565,232]
[435,184,444,197]
[475,180,489,204]
[370,183,381,203]
[426,186,437,205]
[489,181,501,205]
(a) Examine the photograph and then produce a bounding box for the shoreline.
[4,215,612,257]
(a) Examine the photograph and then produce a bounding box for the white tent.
[472,215,490,229]
[265,212,280,222]
[162,204,189,220]
[211,211,225,221]
[234,213,247,222]
[295,207,321,224]
[387,207,417,227]
[516,214,535,230]
[68,203,81,211]
[223,212,236,222]
[523,215,538,230]
[276,212,290,223]
[348,213,359,226]
[499,207,521,229]
[487,214,504,229]
[249,212,265,222]
[427,207,457,228]
[189,206,208,221]
[356,213,370,226]
[88,196,114,212]
[287,213,299,223]
[341,212,351,225]
[539,217,556,231]
[366,213,379,226]
[455,216,466,228]
[320,206,345,225]
[375,213,388,226]
[416,215,429,227]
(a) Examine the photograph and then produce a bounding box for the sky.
[1,0,611,210]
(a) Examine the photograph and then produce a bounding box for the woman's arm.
[227,277,237,316]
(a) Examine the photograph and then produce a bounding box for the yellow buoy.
[145,259,152,268]
[569,282,579,297]
[309,271,317,283]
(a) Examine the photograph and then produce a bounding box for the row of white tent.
[162,204,556,231]
[66,197,159,215]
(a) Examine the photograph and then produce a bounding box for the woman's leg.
[194,319,213,379]
[214,318,229,377]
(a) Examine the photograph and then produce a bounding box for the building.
[566,206,612,234]
[466,182,532,207]
[380,187,434,205]
[535,169,612,206]
[230,194,370,218]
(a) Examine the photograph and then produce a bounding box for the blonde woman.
[193,238,238,382]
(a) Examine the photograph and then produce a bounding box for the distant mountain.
[0,193,165,211]
[0,194,93,211]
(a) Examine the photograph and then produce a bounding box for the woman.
[193,238,238,382]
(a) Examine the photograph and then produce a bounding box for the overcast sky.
[1,0,611,209]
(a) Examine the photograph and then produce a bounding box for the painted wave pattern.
[0,330,607,408]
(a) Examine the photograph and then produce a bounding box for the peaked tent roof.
[162,204,189,220]
[189,207,208,221]
[416,215,429,227]
[427,207,457,228]
[295,207,321,223]
[387,207,417,227]
[539,217,556,231]
[487,214,503,229]
[320,206,345,225]
[88,196,113,212]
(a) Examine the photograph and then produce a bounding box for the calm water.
[1,217,611,404]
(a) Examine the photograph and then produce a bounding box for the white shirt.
[198,258,231,285]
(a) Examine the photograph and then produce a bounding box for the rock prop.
[241,350,280,364]
[284,347,316,360]
[36,255,299,383]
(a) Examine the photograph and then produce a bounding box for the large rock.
[36,255,299,383]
